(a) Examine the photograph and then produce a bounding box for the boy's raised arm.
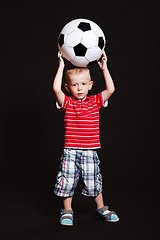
[53,52,65,107]
[98,51,115,103]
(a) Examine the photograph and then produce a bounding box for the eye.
[72,83,77,86]
[82,82,86,85]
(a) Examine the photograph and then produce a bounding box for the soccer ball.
[58,18,106,67]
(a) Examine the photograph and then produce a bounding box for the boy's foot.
[96,206,119,222]
[60,209,74,226]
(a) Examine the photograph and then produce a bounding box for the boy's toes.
[61,218,73,226]
[110,213,119,222]
[96,206,119,222]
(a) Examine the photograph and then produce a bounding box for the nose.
[78,84,82,91]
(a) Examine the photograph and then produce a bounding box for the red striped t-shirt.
[57,92,108,149]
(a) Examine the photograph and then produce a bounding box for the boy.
[53,51,119,226]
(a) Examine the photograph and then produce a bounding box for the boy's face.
[65,70,93,100]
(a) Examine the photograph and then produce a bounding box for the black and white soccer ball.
[58,18,106,67]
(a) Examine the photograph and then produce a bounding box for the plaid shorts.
[54,148,102,197]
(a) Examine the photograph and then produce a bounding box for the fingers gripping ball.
[58,18,106,67]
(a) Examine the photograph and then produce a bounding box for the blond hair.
[65,66,91,83]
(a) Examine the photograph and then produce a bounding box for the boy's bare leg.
[62,193,104,210]
[94,192,104,210]
[62,196,73,210]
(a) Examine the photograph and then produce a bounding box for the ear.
[88,81,93,90]
[65,83,70,92]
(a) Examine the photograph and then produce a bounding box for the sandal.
[96,206,119,222]
[60,209,74,226]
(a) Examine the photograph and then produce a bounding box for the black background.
[0,1,159,239]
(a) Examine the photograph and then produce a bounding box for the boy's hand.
[58,51,65,69]
[98,50,107,71]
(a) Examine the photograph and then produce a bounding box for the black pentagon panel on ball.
[98,37,105,50]
[74,43,87,56]
[78,22,91,32]
[58,34,65,47]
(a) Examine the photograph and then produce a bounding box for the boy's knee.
[54,171,78,197]
[82,173,102,197]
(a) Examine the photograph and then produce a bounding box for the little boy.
[53,51,119,226]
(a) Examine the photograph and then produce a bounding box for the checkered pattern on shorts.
[54,148,102,197]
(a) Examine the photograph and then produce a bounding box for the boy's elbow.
[52,85,56,92]
[108,87,115,98]
[109,86,115,95]
[53,85,60,93]
[112,86,115,93]
[53,87,63,99]
[52,86,56,93]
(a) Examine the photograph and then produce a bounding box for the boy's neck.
[73,96,87,101]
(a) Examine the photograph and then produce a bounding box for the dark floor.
[0,180,159,240]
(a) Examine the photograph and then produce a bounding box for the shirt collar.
[72,96,90,101]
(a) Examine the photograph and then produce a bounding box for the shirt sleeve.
[56,94,69,111]
[96,92,108,109]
